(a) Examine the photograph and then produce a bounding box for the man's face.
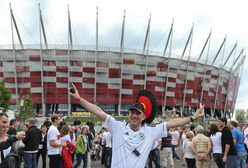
[13,121,19,128]
[218,120,225,128]
[55,117,61,125]
[0,116,9,135]
[71,126,75,132]
[128,109,145,127]
[41,126,47,133]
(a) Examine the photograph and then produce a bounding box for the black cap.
[219,117,227,124]
[129,103,145,113]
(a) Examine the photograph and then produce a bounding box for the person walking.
[22,120,42,168]
[183,132,195,168]
[47,115,66,168]
[73,126,89,168]
[160,131,174,168]
[36,125,47,168]
[102,128,112,168]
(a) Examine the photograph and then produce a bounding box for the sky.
[0,0,247,110]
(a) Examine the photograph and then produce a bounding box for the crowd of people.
[0,84,247,168]
[146,118,248,168]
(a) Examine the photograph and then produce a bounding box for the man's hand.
[16,131,26,140]
[222,155,227,163]
[69,83,81,100]
[192,103,204,120]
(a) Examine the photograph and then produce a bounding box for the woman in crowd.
[60,124,75,168]
[73,126,89,168]
[183,132,195,168]
[36,125,47,168]
[209,124,224,168]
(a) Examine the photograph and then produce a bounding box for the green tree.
[0,80,11,112]
[19,95,36,121]
[235,109,248,123]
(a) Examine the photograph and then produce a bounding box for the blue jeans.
[23,152,37,168]
[73,152,88,168]
[172,145,180,159]
[236,152,247,168]
[148,148,161,168]
[225,155,237,168]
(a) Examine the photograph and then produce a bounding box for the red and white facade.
[0,45,240,117]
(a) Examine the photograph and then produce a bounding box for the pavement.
[21,149,218,168]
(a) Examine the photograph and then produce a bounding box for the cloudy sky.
[0,0,247,109]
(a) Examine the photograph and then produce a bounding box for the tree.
[0,80,11,112]
[235,109,248,123]
[19,95,36,121]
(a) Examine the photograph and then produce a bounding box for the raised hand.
[16,131,26,140]
[69,83,80,100]
[192,103,205,120]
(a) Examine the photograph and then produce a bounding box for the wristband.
[189,116,194,122]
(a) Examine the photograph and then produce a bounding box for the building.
[0,44,243,118]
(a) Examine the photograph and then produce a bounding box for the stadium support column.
[67,5,73,116]
[118,10,126,116]
[180,24,193,116]
[213,43,236,117]
[39,4,47,116]
[94,7,99,104]
[163,20,173,112]
[9,4,19,107]
[198,30,211,122]
[209,37,226,118]
[143,14,151,90]
[182,24,194,115]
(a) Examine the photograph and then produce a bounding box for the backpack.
[0,152,20,168]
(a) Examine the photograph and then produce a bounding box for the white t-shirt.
[210,132,222,154]
[60,134,71,145]
[47,125,61,155]
[183,139,195,159]
[171,130,180,145]
[102,131,112,148]
[103,115,167,168]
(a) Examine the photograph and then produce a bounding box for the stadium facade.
[0,44,242,117]
[0,7,245,118]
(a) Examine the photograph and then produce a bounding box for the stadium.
[0,7,245,119]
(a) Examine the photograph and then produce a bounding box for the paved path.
[21,150,218,168]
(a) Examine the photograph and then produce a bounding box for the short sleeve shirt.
[232,128,246,152]
[221,126,236,155]
[103,115,167,168]
[47,125,61,155]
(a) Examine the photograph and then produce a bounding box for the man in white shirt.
[171,128,180,160]
[102,128,112,167]
[47,115,66,168]
[70,84,204,168]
